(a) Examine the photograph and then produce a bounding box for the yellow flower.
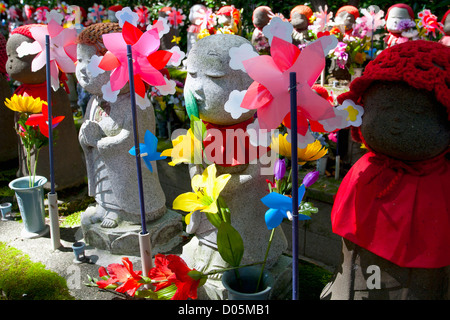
[171,35,181,44]
[271,133,328,165]
[354,52,366,65]
[173,164,231,225]
[197,29,211,39]
[160,128,201,166]
[4,94,46,114]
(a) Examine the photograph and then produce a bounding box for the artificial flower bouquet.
[4,94,64,187]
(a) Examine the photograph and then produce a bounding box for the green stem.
[26,146,32,187]
[32,148,40,187]
[256,228,275,293]
[202,261,264,277]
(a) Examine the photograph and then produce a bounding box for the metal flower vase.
[9,176,49,238]
[222,266,274,300]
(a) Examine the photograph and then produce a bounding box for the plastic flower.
[4,94,45,114]
[197,28,211,39]
[96,257,143,296]
[359,6,385,33]
[336,99,364,127]
[167,7,185,27]
[302,170,320,187]
[149,254,203,300]
[98,21,172,99]
[418,9,444,38]
[160,128,200,166]
[129,130,166,172]
[274,158,286,180]
[25,102,65,138]
[172,164,231,225]
[271,133,328,165]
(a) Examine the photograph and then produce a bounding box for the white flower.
[318,108,349,132]
[247,118,273,148]
[154,77,176,96]
[136,93,151,110]
[229,43,259,73]
[101,81,120,103]
[46,10,64,25]
[16,40,41,57]
[167,46,186,67]
[224,90,251,119]
[147,16,170,38]
[286,128,316,149]
[336,99,364,127]
[116,7,139,28]
[262,16,294,45]
[87,55,105,78]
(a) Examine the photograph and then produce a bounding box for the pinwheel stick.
[289,72,299,300]
[45,35,61,250]
[127,45,153,276]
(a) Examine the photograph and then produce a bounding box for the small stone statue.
[216,5,240,34]
[107,5,122,23]
[384,3,415,47]
[180,35,288,299]
[439,9,450,47]
[321,40,450,300]
[6,24,86,190]
[290,5,313,46]
[334,5,359,35]
[251,6,273,54]
[186,4,208,55]
[76,22,166,229]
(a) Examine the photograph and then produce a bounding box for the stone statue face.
[184,34,255,126]
[6,34,46,84]
[386,7,411,33]
[361,82,450,161]
[336,11,355,30]
[291,13,308,31]
[444,13,450,35]
[76,44,111,97]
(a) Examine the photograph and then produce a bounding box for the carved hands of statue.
[79,119,105,147]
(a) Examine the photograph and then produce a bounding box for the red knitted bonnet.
[10,24,45,39]
[337,40,450,142]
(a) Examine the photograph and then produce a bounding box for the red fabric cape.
[202,118,269,167]
[331,150,450,268]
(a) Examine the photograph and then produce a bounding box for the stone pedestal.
[81,205,186,256]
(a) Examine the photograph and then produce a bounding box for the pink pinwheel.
[28,19,77,91]
[241,37,336,135]
[167,7,185,27]
[25,102,65,138]
[418,9,444,38]
[98,21,172,99]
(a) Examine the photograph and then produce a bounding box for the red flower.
[96,257,143,296]
[25,102,64,138]
[149,254,201,300]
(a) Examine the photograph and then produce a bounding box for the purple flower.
[274,158,286,180]
[397,19,416,31]
[302,171,320,188]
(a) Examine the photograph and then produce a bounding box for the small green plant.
[60,211,82,228]
[0,242,74,300]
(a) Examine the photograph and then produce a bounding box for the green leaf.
[184,88,199,120]
[155,284,177,300]
[205,212,223,229]
[190,115,207,143]
[217,222,244,267]
[135,289,158,299]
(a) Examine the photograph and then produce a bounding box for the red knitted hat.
[10,24,45,39]
[442,9,450,25]
[337,40,450,142]
[336,5,359,19]
[386,3,414,20]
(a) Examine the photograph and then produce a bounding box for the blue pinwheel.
[261,184,311,230]
[129,130,166,172]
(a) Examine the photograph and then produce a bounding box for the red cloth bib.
[202,118,269,167]
[331,150,450,268]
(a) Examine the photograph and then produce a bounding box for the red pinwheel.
[98,21,173,99]
[241,36,336,135]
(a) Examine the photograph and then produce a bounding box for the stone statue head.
[76,22,122,97]
[184,34,255,126]
[335,5,359,31]
[252,6,272,30]
[6,24,47,84]
[338,40,450,161]
[290,5,312,32]
[386,4,414,33]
